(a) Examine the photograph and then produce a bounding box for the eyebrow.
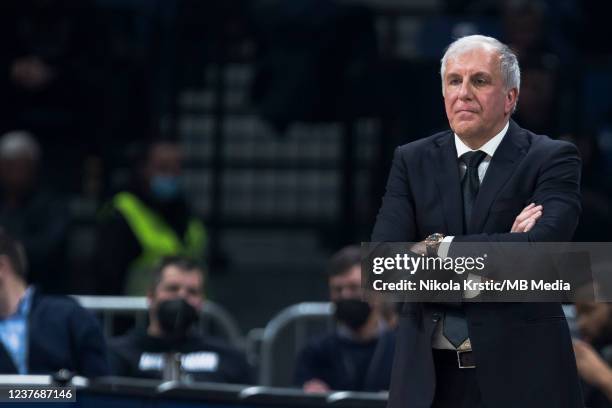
[446,71,492,78]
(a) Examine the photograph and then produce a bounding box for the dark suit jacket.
[371,121,583,408]
[294,329,396,392]
[0,288,109,377]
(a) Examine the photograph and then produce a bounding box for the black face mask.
[156,298,199,339]
[334,298,372,331]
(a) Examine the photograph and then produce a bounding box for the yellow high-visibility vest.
[112,192,206,295]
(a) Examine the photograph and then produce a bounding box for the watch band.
[425,233,445,257]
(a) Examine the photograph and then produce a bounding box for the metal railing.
[72,296,244,349]
[258,302,334,386]
[0,376,388,407]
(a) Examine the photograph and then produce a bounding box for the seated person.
[294,246,395,393]
[0,230,108,376]
[574,301,612,407]
[108,257,251,384]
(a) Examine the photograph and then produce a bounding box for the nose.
[177,287,189,299]
[458,80,473,100]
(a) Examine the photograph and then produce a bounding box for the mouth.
[455,110,479,120]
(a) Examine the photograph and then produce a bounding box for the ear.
[505,88,519,115]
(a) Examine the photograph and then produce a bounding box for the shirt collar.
[454,121,509,158]
[15,287,34,318]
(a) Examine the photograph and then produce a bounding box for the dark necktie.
[443,150,487,349]
[460,150,487,232]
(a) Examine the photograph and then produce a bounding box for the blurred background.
[0,0,611,335]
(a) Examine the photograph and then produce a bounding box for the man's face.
[150,266,204,312]
[443,47,517,141]
[144,143,182,181]
[329,265,362,302]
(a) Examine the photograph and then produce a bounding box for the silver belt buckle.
[457,349,475,369]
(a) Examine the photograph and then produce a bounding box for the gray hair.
[440,35,520,107]
[0,130,41,161]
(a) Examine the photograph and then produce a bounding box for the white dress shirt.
[432,121,509,350]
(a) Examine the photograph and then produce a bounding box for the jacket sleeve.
[106,340,131,377]
[69,304,110,377]
[294,342,321,387]
[371,146,418,242]
[452,141,581,245]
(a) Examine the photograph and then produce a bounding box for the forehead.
[444,46,501,77]
[148,143,181,164]
[159,265,203,288]
[329,265,361,285]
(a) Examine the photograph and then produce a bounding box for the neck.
[147,314,163,338]
[0,280,27,318]
[457,119,508,150]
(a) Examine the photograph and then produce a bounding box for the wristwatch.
[425,233,445,257]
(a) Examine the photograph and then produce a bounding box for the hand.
[511,203,543,233]
[409,241,426,256]
[303,379,331,393]
[573,339,612,389]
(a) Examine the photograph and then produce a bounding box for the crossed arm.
[373,140,580,248]
[410,203,543,256]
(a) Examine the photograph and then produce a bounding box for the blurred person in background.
[0,0,105,192]
[502,0,578,137]
[0,130,69,294]
[294,245,395,393]
[94,140,206,295]
[108,256,251,384]
[574,302,612,407]
[512,54,560,136]
[0,230,108,376]
[561,132,612,242]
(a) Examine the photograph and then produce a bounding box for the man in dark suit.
[0,230,109,377]
[372,35,583,408]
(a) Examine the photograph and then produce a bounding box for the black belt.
[433,348,476,369]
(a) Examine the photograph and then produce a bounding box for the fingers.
[303,379,330,393]
[517,210,542,231]
[515,204,542,224]
[511,203,534,231]
[513,212,540,233]
[511,203,543,233]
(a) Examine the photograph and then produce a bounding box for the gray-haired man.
[372,35,583,407]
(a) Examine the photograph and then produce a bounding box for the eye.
[165,284,180,293]
[473,77,489,86]
[448,78,461,85]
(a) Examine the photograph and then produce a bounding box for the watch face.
[427,233,444,244]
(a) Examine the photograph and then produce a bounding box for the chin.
[452,123,478,138]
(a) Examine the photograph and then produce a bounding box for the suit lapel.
[431,133,464,235]
[470,121,528,233]
[0,342,18,373]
